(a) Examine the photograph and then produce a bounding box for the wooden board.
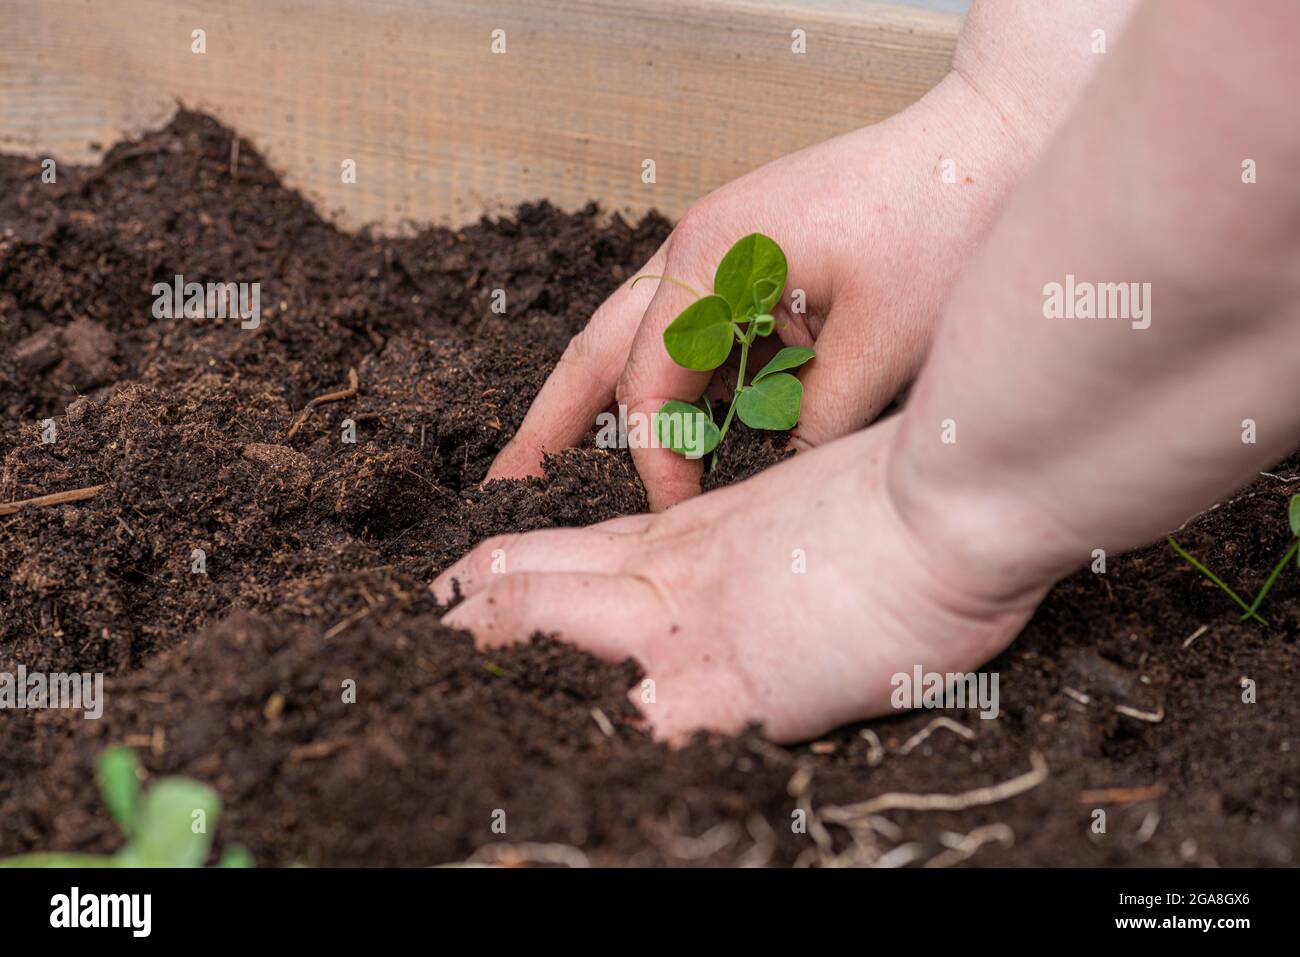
[0,0,960,231]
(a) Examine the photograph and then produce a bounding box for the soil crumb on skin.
[1,112,1297,867]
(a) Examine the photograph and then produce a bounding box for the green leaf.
[1289,494,1300,537]
[735,373,803,431]
[714,234,787,321]
[752,346,814,384]
[656,400,721,458]
[218,844,256,868]
[662,295,734,371]
[752,314,775,337]
[130,779,221,867]
[1168,536,1267,625]
[97,747,140,839]
[0,852,118,868]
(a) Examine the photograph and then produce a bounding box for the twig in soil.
[285,368,360,439]
[871,843,926,868]
[811,825,882,869]
[229,136,240,181]
[289,739,352,762]
[1115,703,1164,723]
[857,815,904,842]
[821,751,1049,822]
[1077,783,1167,805]
[322,604,374,640]
[1259,471,1300,483]
[661,822,741,862]
[826,815,904,871]
[925,823,1015,868]
[799,792,835,860]
[858,728,885,766]
[736,814,776,868]
[1062,686,1092,706]
[589,707,615,738]
[898,716,975,755]
[462,842,590,868]
[1135,809,1161,844]
[1182,624,1209,649]
[785,764,836,866]
[0,484,106,516]
[786,764,814,798]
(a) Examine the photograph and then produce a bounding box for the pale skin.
[434,0,1300,743]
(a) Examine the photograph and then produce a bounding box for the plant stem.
[717,328,754,444]
[630,274,704,299]
[0,484,106,516]
[1167,536,1268,626]
[1239,537,1300,621]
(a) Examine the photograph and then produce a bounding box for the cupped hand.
[487,73,1025,511]
[435,418,1047,744]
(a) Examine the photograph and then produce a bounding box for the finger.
[487,244,669,480]
[616,234,726,511]
[429,527,633,605]
[629,669,757,745]
[442,572,662,662]
[789,304,918,451]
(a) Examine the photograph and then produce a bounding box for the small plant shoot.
[1168,493,1300,626]
[0,747,252,868]
[638,233,814,467]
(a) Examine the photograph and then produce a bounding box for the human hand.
[487,0,1137,510]
[438,418,1047,743]
[486,71,1033,510]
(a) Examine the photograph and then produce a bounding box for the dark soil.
[1,112,1296,867]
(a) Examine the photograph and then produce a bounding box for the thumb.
[615,211,757,511]
[487,244,668,481]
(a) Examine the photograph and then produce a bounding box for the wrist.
[846,418,1054,622]
[882,408,1065,610]
[949,0,1140,154]
[881,69,1057,282]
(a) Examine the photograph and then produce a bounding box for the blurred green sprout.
[0,746,252,868]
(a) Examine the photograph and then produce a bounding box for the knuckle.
[559,327,600,370]
[670,198,723,257]
[617,360,666,411]
[614,369,637,408]
[777,304,818,345]
[487,573,534,616]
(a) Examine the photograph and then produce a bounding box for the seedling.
[1167,493,1300,626]
[1236,493,1300,622]
[636,233,813,467]
[1166,536,1266,625]
[0,746,252,868]
[483,661,519,681]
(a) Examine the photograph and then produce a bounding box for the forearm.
[950,0,1139,152]
[812,0,1143,362]
[888,0,1300,598]
[907,0,1143,214]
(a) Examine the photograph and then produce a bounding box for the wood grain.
[0,0,960,231]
